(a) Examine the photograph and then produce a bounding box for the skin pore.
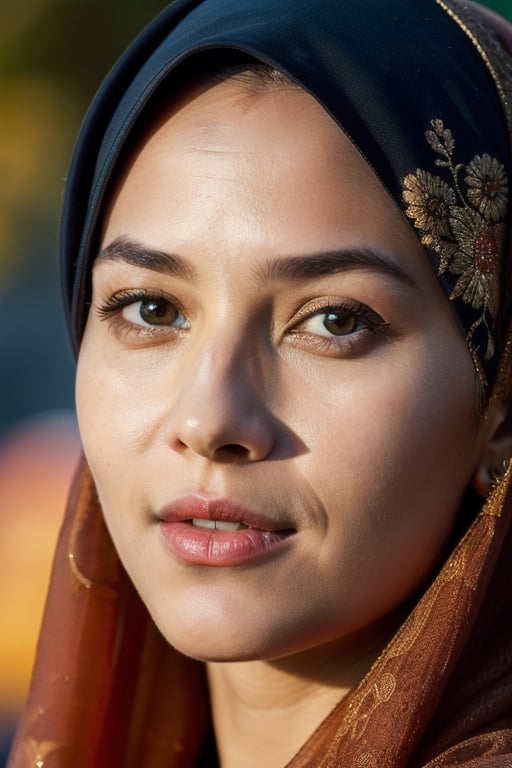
[76,77,507,767]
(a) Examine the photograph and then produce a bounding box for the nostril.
[224,443,246,453]
[217,443,251,460]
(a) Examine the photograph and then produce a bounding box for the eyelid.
[96,288,185,317]
[290,297,388,332]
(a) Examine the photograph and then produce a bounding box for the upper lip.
[156,494,295,532]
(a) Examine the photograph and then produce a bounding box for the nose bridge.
[189,327,257,407]
[169,324,275,461]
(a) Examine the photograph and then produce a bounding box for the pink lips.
[157,495,295,567]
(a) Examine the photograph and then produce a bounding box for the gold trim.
[68,551,93,589]
[482,455,512,518]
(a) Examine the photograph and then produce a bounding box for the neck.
[206,619,399,768]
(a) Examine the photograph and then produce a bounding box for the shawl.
[8,1,512,766]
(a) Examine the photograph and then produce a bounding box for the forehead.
[103,78,421,264]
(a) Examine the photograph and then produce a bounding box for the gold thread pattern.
[323,476,507,765]
[433,0,512,399]
[403,119,507,368]
[356,752,377,767]
[420,730,510,766]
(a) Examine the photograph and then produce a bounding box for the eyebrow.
[96,237,196,280]
[256,248,418,288]
[96,236,418,290]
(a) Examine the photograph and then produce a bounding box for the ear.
[472,398,512,498]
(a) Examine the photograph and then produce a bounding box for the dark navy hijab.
[61,0,512,394]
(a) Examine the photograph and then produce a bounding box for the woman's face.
[77,78,491,663]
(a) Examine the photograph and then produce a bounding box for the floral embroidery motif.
[465,154,508,221]
[402,119,507,363]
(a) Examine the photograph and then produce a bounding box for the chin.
[155,620,283,663]
[150,606,343,666]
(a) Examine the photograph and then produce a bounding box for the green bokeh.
[484,0,512,18]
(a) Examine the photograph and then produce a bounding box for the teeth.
[191,519,248,531]
[191,519,216,529]
[215,520,248,531]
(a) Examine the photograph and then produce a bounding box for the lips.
[156,495,295,567]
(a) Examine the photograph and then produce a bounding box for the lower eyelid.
[286,328,365,357]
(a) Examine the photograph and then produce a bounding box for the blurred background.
[0,1,169,761]
[0,0,511,763]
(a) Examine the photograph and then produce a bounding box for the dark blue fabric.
[61,0,511,389]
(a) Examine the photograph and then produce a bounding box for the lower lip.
[159,521,294,567]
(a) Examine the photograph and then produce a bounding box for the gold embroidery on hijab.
[403,119,507,374]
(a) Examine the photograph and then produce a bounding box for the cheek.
[291,336,480,547]
[75,348,135,492]
[282,352,479,630]
[76,346,158,456]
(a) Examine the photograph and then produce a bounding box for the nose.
[167,342,276,463]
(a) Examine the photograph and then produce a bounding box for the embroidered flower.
[465,154,508,222]
[401,119,508,371]
[449,207,501,319]
[403,170,456,241]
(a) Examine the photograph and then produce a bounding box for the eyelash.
[289,298,390,353]
[96,289,390,353]
[96,288,189,337]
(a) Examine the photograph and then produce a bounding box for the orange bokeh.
[0,413,80,719]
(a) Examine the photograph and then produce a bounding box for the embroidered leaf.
[426,130,447,156]
[426,120,455,161]
[441,127,455,154]
[431,118,445,135]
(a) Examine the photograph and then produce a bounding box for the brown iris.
[139,299,179,325]
[323,311,357,336]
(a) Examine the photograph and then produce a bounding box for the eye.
[297,301,379,339]
[287,298,391,356]
[96,288,191,334]
[300,309,360,338]
[123,297,189,328]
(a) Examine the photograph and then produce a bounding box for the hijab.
[61,0,512,393]
[9,1,512,765]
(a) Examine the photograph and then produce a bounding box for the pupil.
[324,312,355,335]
